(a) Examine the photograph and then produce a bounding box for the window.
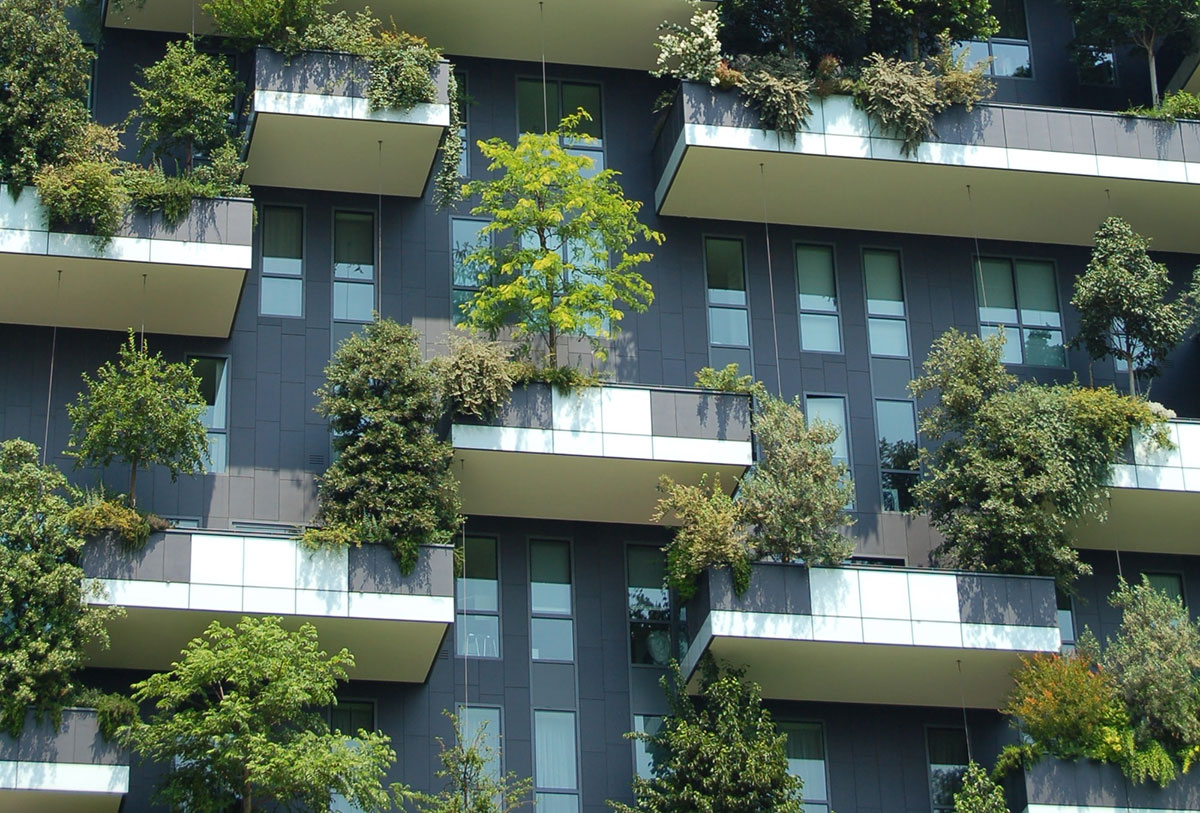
[1145,572,1185,605]
[976,257,1065,367]
[333,211,375,324]
[530,539,573,662]
[457,536,500,658]
[628,547,670,666]
[455,70,469,176]
[534,710,578,812]
[864,249,907,357]
[452,218,490,325]
[805,396,849,467]
[797,245,841,353]
[458,704,502,784]
[1056,589,1076,652]
[191,357,228,473]
[518,79,604,175]
[782,722,829,813]
[927,727,969,813]
[876,400,919,512]
[633,714,665,779]
[329,700,374,735]
[705,237,752,370]
[958,0,1031,78]
[261,205,303,317]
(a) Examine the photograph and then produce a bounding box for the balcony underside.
[659,142,1200,253]
[243,99,448,197]
[0,788,124,813]
[87,606,448,683]
[453,447,749,524]
[103,0,707,70]
[1074,486,1200,554]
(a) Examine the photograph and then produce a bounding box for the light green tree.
[66,331,208,508]
[652,473,752,600]
[129,37,239,171]
[952,763,1009,813]
[612,662,803,812]
[1071,217,1200,395]
[0,440,119,737]
[460,113,663,369]
[122,616,395,813]
[394,711,533,812]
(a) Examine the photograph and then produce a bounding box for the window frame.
[532,708,581,809]
[626,543,671,669]
[1143,571,1187,606]
[925,725,970,813]
[974,254,1067,368]
[456,534,502,659]
[259,203,306,319]
[703,233,754,371]
[515,76,606,147]
[528,536,575,664]
[188,353,230,474]
[874,398,920,513]
[959,0,1034,80]
[795,241,844,355]
[779,719,831,813]
[861,245,910,359]
[450,216,492,326]
[331,208,378,326]
[327,697,376,735]
[803,392,852,470]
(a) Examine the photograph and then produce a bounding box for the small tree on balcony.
[719,0,871,63]
[66,330,209,509]
[1071,217,1200,396]
[122,616,394,813]
[459,112,663,372]
[868,0,998,60]
[0,440,118,737]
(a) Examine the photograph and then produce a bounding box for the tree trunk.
[547,323,558,369]
[128,459,139,508]
[1128,356,1137,397]
[911,23,921,61]
[1148,47,1160,106]
[243,769,252,813]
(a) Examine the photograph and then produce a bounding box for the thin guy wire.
[140,273,147,350]
[377,140,383,317]
[760,164,783,397]
[967,185,987,313]
[42,270,62,465]
[539,2,548,132]
[957,659,973,762]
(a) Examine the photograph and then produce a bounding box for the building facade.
[2,0,1200,810]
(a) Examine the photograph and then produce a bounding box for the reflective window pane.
[452,218,490,288]
[206,432,227,474]
[928,728,969,811]
[706,238,746,306]
[192,357,228,431]
[627,548,668,621]
[456,613,500,657]
[796,245,837,311]
[263,257,302,277]
[1023,328,1066,367]
[459,536,498,611]
[330,701,374,735]
[531,618,574,661]
[458,705,501,782]
[630,623,672,666]
[531,539,571,614]
[992,41,1032,77]
[536,794,579,813]
[864,249,904,316]
[534,711,577,789]
[634,715,664,779]
[562,82,602,139]
[710,306,750,347]
[976,258,1017,323]
[518,78,559,134]
[1016,261,1060,327]
[1145,572,1184,604]
[334,281,374,321]
[881,471,917,512]
[868,317,908,356]
[263,205,302,262]
[567,147,604,178]
[806,396,848,463]
[876,400,918,470]
[993,0,1029,38]
[981,325,1023,364]
[334,212,374,273]
[261,277,302,317]
[800,313,841,353]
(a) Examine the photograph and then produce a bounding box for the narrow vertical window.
[781,722,829,813]
[1056,589,1076,652]
[876,399,919,512]
[458,704,502,784]
[530,539,573,662]
[456,536,500,658]
[261,205,303,317]
[628,547,670,666]
[451,218,490,325]
[805,395,849,467]
[333,211,375,324]
[864,248,907,356]
[455,70,469,176]
[534,710,579,811]
[705,237,751,371]
[927,728,969,813]
[190,356,228,473]
[797,245,841,353]
[633,714,665,779]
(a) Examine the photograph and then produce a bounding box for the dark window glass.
[928,728,969,812]
[330,701,373,735]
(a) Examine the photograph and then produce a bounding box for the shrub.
[652,473,751,601]
[72,687,139,742]
[650,0,724,85]
[66,487,156,550]
[953,762,1009,813]
[295,7,378,53]
[202,0,331,54]
[694,363,764,397]
[855,54,941,156]
[34,154,127,246]
[363,29,441,112]
[122,143,250,226]
[931,32,994,110]
[735,54,813,139]
[432,332,514,421]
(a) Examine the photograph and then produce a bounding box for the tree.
[910,330,1166,589]
[129,37,240,171]
[739,394,855,565]
[66,331,208,508]
[719,0,871,63]
[952,763,1009,813]
[122,616,395,813]
[652,473,752,601]
[203,0,331,54]
[868,0,997,60]
[0,440,118,736]
[311,318,461,573]
[1071,217,1200,395]
[460,113,663,369]
[394,711,533,812]
[1067,0,1200,104]
[613,662,803,812]
[0,0,91,187]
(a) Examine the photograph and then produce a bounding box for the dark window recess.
[329,700,374,735]
[628,547,670,666]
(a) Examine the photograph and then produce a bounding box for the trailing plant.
[910,330,1168,590]
[735,54,814,138]
[739,394,855,564]
[203,0,331,54]
[312,318,462,573]
[0,440,119,737]
[694,363,765,397]
[652,473,752,601]
[854,53,940,156]
[431,332,515,421]
[613,661,803,812]
[651,0,725,86]
[1071,217,1200,395]
[34,124,128,247]
[0,0,91,187]
[508,360,608,392]
[72,687,139,742]
[122,142,250,225]
[66,485,166,551]
[459,112,663,367]
[1122,90,1200,121]
[953,762,1009,813]
[434,72,464,210]
[66,330,209,509]
[393,711,534,812]
[122,616,395,812]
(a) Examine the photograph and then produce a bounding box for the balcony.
[451,383,753,524]
[83,530,454,682]
[1075,419,1200,554]
[243,48,451,197]
[1007,756,1200,813]
[102,0,709,71]
[654,83,1200,253]
[681,562,1060,708]
[0,708,129,812]
[0,185,252,337]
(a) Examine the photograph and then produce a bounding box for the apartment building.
[2,0,1199,810]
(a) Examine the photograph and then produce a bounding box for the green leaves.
[203,0,332,53]
[124,616,395,812]
[952,763,1009,813]
[653,474,752,601]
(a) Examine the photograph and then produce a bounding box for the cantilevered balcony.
[103,0,708,71]
[0,708,129,812]
[83,530,453,682]
[452,383,753,524]
[1006,756,1200,813]
[681,562,1060,708]
[243,48,451,197]
[654,83,1200,253]
[0,185,252,337]
[1075,419,1200,554]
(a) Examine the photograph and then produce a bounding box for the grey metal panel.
[531,662,577,709]
[346,544,452,596]
[957,573,1056,626]
[80,530,191,582]
[254,47,451,105]
[869,356,913,400]
[7,709,127,766]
